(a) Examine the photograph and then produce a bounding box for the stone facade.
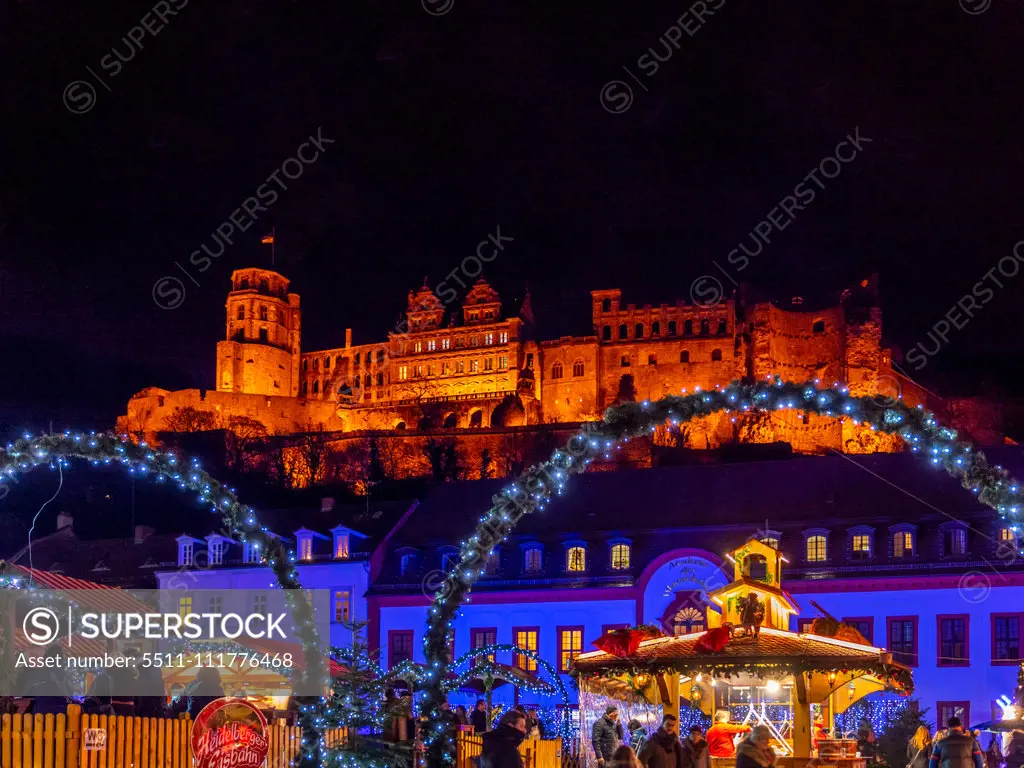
[119,269,995,458]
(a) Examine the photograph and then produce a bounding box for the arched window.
[336,355,343,367]
[312,380,319,394]
[259,279,268,292]
[240,278,249,289]
[276,309,284,325]
[395,421,407,430]
[377,349,385,363]
[354,353,360,365]
[806,535,827,562]
[313,358,319,370]
[566,546,586,572]
[651,321,661,336]
[302,359,309,371]
[700,319,710,336]
[603,325,612,341]
[610,543,630,570]
[813,319,826,333]
[673,606,706,635]
[572,360,584,377]
[668,320,677,336]
[524,546,542,572]
[258,328,268,343]
[717,318,727,335]
[353,377,360,388]
[300,381,307,395]
[376,372,384,386]
[893,529,915,558]
[443,413,457,428]
[711,348,723,361]
[680,350,690,363]
[259,305,268,321]
[551,362,563,379]
[619,324,628,339]
[635,323,644,339]
[684,320,693,335]
[601,298,611,312]
[324,357,331,369]
[469,410,483,428]
[236,305,245,320]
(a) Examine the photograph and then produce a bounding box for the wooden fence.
[455,730,562,768]
[0,705,348,768]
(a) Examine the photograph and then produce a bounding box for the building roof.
[369,448,1024,593]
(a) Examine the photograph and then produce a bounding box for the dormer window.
[400,552,417,577]
[941,522,968,556]
[610,543,631,570]
[891,525,916,558]
[484,549,501,576]
[566,544,586,572]
[849,526,874,560]
[181,542,193,566]
[760,530,781,550]
[522,544,543,573]
[209,538,225,566]
[334,532,350,559]
[999,526,1019,555]
[296,531,314,561]
[804,529,829,563]
[243,541,262,564]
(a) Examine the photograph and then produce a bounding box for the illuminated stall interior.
[573,539,912,765]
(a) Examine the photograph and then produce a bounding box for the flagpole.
[272,226,276,266]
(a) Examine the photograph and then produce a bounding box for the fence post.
[65,705,81,768]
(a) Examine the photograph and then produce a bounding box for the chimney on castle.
[321,497,336,513]
[56,512,73,532]
[134,525,156,543]
[345,329,352,349]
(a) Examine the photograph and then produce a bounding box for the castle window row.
[602,318,727,341]
[402,331,509,355]
[799,524,1019,564]
[302,349,388,373]
[550,360,587,379]
[235,304,286,325]
[620,348,723,367]
[396,356,509,380]
[428,540,633,578]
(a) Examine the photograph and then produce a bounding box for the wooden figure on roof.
[705,537,798,636]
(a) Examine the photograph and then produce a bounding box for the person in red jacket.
[706,710,751,758]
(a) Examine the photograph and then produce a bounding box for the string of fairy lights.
[4,376,1024,768]
[419,376,1023,765]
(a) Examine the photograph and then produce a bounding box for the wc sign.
[83,728,107,751]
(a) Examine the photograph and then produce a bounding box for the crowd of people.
[470,701,547,768]
[583,706,1024,768]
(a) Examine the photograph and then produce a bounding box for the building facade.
[119,270,1000,460]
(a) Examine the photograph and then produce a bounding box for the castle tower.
[216,268,301,397]
[405,279,444,331]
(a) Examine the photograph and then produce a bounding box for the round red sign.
[191,698,270,768]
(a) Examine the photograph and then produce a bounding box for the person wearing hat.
[593,705,625,766]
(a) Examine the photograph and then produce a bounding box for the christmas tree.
[876,700,930,768]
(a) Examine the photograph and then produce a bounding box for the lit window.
[470,336,480,347]
[567,546,586,572]
[414,341,422,353]
[470,360,479,372]
[552,362,563,379]
[999,527,1018,553]
[558,628,583,672]
[498,356,508,369]
[415,365,424,377]
[806,535,827,562]
[852,534,872,559]
[299,536,313,561]
[893,531,914,558]
[209,539,224,565]
[524,547,542,572]
[484,333,494,345]
[456,361,465,373]
[399,365,408,381]
[514,628,538,671]
[610,543,630,570]
[441,338,451,350]
[484,358,493,371]
[334,533,350,559]
[334,590,351,623]
[573,361,584,377]
[427,339,436,351]
[441,362,451,374]
[178,596,192,619]
[499,331,508,343]
[761,537,780,550]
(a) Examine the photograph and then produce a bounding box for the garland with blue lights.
[0,431,330,768]
[420,377,1024,766]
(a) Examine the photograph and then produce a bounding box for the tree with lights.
[876,701,930,768]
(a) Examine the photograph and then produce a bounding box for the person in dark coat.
[735,725,777,768]
[638,714,683,768]
[471,699,489,733]
[455,705,469,726]
[19,644,70,716]
[1005,731,1024,768]
[593,705,625,765]
[681,725,710,768]
[985,735,1003,768]
[173,667,224,719]
[480,710,527,768]
[928,718,983,768]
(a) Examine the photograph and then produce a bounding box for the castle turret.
[216,268,301,396]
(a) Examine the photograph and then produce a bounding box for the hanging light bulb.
[765,679,780,693]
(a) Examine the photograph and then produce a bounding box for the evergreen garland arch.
[420,377,1024,765]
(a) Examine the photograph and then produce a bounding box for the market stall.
[572,539,912,767]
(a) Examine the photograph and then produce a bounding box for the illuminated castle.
[120,268,996,459]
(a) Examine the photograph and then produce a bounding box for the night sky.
[3,0,1024,435]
